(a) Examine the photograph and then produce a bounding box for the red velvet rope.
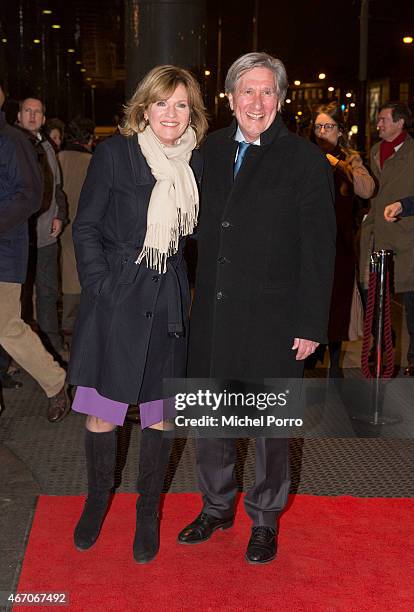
[361,269,394,378]
[382,271,394,378]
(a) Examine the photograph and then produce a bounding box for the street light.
[219,92,225,98]
[33,39,41,44]
[294,80,301,86]
[318,73,326,80]
[42,9,52,15]
[328,86,335,92]
[204,69,211,76]
[403,36,413,44]
[67,48,75,53]
[345,92,352,98]
[285,98,291,104]
[51,24,61,29]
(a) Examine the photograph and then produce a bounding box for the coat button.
[152,275,159,282]
[145,311,153,318]
[217,256,228,264]
[216,291,223,300]
[221,221,230,228]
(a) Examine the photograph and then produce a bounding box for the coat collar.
[373,133,414,171]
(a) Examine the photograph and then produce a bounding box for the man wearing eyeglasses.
[178,53,336,564]
[360,101,414,376]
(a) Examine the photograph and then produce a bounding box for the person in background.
[58,117,95,336]
[0,81,70,422]
[68,65,207,563]
[384,197,414,221]
[311,103,375,376]
[17,98,68,361]
[360,101,414,376]
[44,118,65,153]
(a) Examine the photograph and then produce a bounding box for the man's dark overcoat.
[188,115,336,380]
[67,134,201,404]
[0,112,42,283]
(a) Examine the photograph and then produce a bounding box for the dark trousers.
[0,345,10,378]
[196,437,290,527]
[36,243,62,353]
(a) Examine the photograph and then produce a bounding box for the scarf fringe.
[135,210,198,273]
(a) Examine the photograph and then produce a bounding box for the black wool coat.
[0,112,42,283]
[67,134,202,404]
[188,115,336,380]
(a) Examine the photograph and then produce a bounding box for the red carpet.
[16,493,414,611]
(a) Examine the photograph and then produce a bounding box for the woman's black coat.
[67,134,201,404]
[188,115,336,380]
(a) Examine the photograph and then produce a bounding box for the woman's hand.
[384,201,402,222]
[326,153,339,167]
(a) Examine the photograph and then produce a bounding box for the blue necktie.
[233,141,250,177]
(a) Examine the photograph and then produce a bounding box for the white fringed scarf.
[136,125,199,273]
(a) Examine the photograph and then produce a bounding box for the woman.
[312,103,375,376]
[44,118,65,152]
[67,65,208,562]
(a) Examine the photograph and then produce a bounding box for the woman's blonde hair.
[119,65,208,145]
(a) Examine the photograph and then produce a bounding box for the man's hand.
[50,218,63,238]
[384,201,402,222]
[292,338,319,360]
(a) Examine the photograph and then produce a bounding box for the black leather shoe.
[0,373,23,389]
[245,526,277,564]
[178,512,233,544]
[47,384,71,423]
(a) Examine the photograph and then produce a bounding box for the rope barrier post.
[354,249,400,427]
[371,250,389,423]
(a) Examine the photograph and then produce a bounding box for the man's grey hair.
[224,52,289,107]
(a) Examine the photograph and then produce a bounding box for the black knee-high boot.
[133,427,172,563]
[74,429,117,551]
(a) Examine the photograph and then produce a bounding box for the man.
[177,53,336,563]
[0,83,69,422]
[58,116,94,336]
[17,98,67,359]
[360,102,414,376]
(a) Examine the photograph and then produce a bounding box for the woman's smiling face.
[145,83,190,146]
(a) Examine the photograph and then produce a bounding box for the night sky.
[207,0,414,84]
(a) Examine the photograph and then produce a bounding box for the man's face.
[18,98,45,135]
[228,67,279,143]
[377,108,404,142]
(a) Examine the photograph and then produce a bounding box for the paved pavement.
[0,297,413,606]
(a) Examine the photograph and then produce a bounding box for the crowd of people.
[1,52,413,565]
